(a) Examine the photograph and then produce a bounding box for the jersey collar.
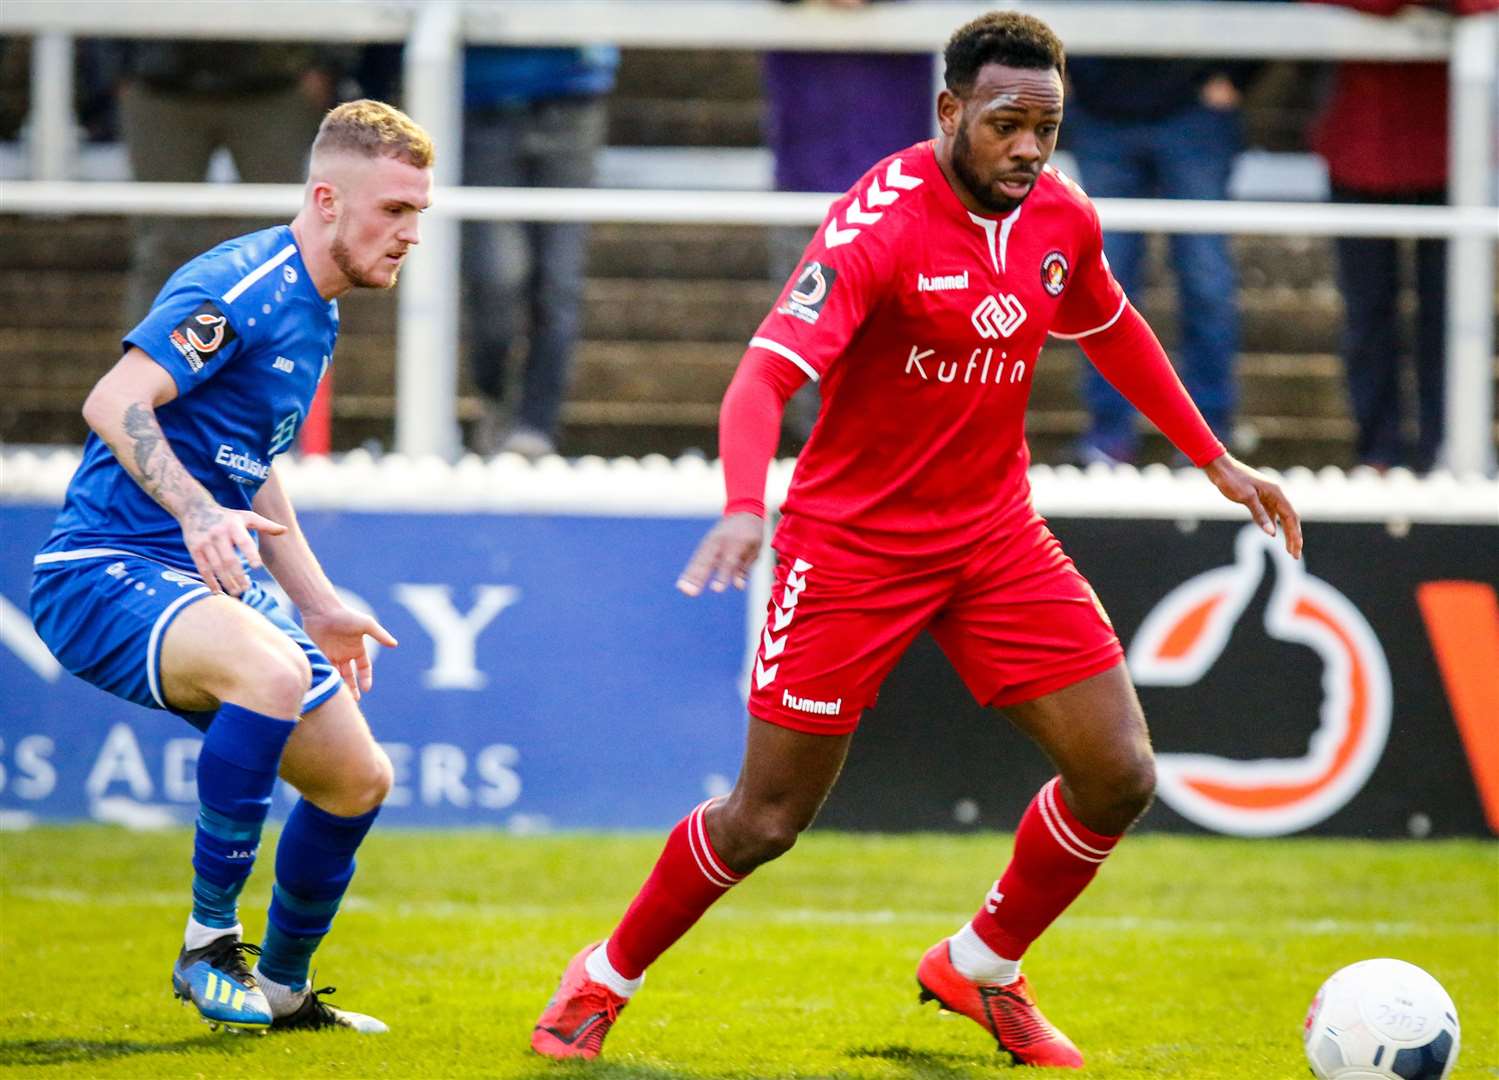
[923,142,1025,274]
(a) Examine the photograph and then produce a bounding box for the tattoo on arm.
[116,402,220,529]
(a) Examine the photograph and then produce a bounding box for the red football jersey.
[749,140,1127,554]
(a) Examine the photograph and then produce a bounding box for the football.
[1303,959,1460,1080]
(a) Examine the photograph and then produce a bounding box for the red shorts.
[748,512,1123,735]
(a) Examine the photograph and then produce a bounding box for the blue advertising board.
[1,504,749,829]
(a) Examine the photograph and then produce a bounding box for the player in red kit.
[532,11,1301,1068]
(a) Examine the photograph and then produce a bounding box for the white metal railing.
[7,182,1499,238]
[2,1,1495,472]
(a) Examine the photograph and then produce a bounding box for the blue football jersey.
[40,225,338,570]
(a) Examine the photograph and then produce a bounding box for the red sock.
[971,777,1121,960]
[605,799,744,980]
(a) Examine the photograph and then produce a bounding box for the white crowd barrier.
[4,449,1496,524]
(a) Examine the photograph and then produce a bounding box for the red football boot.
[531,943,629,1060]
[916,940,1084,1068]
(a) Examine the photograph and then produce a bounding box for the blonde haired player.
[30,101,433,1033]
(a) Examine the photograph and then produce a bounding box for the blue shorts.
[30,549,342,732]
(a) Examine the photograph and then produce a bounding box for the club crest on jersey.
[1041,251,1069,297]
[971,292,1027,339]
[169,301,237,373]
[777,261,837,325]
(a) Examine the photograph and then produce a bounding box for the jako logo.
[1128,526,1391,837]
[971,293,1026,339]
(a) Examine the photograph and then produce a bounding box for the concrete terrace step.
[613,49,763,102]
[1,270,1358,354]
[607,98,763,148]
[8,315,1485,415]
[1,215,1344,288]
[584,225,1341,288]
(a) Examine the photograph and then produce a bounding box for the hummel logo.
[917,271,970,293]
[756,558,813,690]
[971,293,1027,339]
[782,689,842,716]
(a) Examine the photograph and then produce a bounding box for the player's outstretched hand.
[677,512,765,596]
[1202,453,1303,559]
[302,605,399,701]
[181,505,287,596]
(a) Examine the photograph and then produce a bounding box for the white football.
[1303,959,1460,1080]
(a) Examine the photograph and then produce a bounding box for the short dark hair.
[943,11,1066,94]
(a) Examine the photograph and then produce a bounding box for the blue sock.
[258,799,380,988]
[191,703,297,931]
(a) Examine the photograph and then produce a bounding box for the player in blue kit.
[29,101,434,1034]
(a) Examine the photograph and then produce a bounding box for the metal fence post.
[1445,13,1498,476]
[29,31,76,181]
[396,0,463,459]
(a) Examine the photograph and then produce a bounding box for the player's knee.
[1065,749,1155,835]
[363,746,395,810]
[337,745,394,816]
[732,812,802,868]
[229,637,312,716]
[315,753,390,818]
[1109,751,1156,823]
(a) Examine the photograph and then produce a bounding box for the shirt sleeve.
[123,281,252,397]
[1049,195,1128,341]
[1079,302,1225,466]
[720,347,808,518]
[744,192,897,382]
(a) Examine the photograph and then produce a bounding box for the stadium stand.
[3,47,1491,466]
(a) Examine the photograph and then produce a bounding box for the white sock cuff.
[948,922,1021,986]
[251,962,310,995]
[184,915,242,951]
[585,940,644,998]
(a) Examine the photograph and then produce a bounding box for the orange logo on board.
[1128,526,1392,836]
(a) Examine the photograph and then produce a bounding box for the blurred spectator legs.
[119,82,320,326]
[1069,103,1240,463]
[462,98,603,457]
[1330,187,1447,472]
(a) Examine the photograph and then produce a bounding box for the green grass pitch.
[1,827,1494,1078]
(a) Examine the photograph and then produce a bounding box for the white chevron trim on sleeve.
[843,196,883,226]
[1049,295,1129,340]
[222,243,297,304]
[821,159,921,251]
[864,175,899,207]
[824,219,861,248]
[748,336,819,382]
[884,159,923,190]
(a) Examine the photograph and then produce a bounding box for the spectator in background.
[1064,55,1260,464]
[762,0,933,443]
[1308,0,1496,472]
[463,46,617,459]
[105,42,346,326]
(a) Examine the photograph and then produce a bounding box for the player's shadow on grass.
[505,1047,984,1080]
[847,1044,990,1076]
[0,1035,254,1068]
